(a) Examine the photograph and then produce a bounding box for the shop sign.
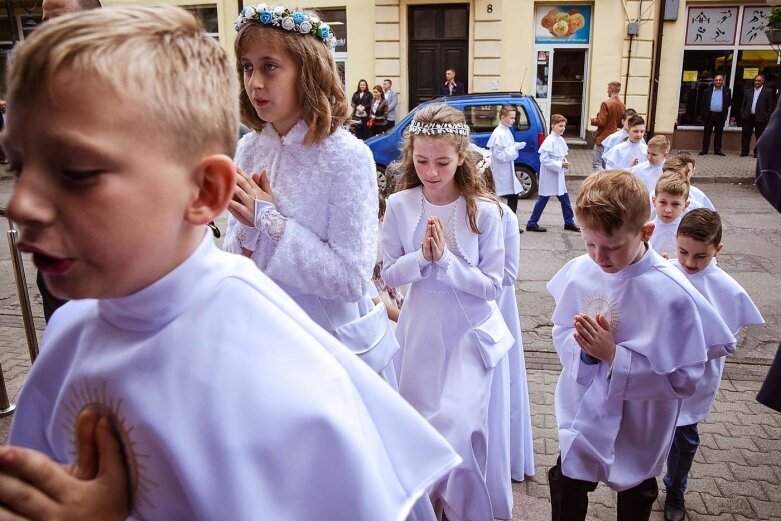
[682,70,699,82]
[685,6,738,46]
[739,6,770,45]
[534,5,592,44]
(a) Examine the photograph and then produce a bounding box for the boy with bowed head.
[603,114,647,170]
[546,170,735,521]
[0,6,458,520]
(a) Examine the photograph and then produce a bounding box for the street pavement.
[0,149,779,520]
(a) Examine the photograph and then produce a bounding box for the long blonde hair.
[235,11,349,145]
[397,103,499,233]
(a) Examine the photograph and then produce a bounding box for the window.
[184,5,218,38]
[463,104,530,133]
[677,5,779,128]
[315,7,347,52]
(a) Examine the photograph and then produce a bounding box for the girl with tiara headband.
[381,103,514,521]
[224,5,403,386]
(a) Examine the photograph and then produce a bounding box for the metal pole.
[1,207,39,363]
[0,362,15,416]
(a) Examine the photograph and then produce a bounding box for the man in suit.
[700,74,731,156]
[438,68,465,97]
[741,74,776,158]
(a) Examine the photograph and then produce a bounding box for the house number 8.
[487,4,493,13]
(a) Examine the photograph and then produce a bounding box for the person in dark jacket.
[699,74,731,156]
[740,74,776,157]
[350,79,372,140]
[438,68,465,97]
[368,85,389,136]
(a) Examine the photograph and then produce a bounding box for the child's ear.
[684,198,690,209]
[186,154,236,225]
[641,221,655,242]
[714,243,724,256]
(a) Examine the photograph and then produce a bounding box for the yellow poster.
[682,70,698,82]
[743,68,759,79]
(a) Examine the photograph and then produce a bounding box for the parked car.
[365,92,547,197]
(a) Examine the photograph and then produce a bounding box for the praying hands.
[573,313,616,364]
[227,166,274,228]
[422,217,446,262]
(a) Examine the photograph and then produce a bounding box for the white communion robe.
[381,187,514,521]
[673,259,764,426]
[630,160,663,193]
[487,123,523,196]
[224,121,400,384]
[601,128,628,153]
[547,248,735,490]
[603,139,648,170]
[649,215,683,259]
[538,132,569,196]
[495,205,535,482]
[688,185,716,211]
[10,235,460,521]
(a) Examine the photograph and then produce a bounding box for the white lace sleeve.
[258,208,287,242]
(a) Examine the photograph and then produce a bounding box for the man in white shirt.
[383,78,398,129]
[740,74,776,158]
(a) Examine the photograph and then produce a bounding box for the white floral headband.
[234,4,337,49]
[408,121,470,137]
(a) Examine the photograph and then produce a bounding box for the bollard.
[0,361,15,417]
[1,207,39,363]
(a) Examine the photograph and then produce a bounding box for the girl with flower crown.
[381,103,514,521]
[224,7,460,521]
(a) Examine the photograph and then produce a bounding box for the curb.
[566,174,755,184]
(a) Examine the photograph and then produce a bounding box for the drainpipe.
[647,0,667,138]
[624,35,633,105]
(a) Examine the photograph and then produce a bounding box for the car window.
[462,104,530,133]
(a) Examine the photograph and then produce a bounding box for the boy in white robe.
[677,152,716,211]
[601,108,639,154]
[663,209,764,521]
[547,170,735,521]
[630,134,670,193]
[487,105,527,216]
[0,8,459,520]
[649,171,690,259]
[525,114,579,233]
[603,114,648,170]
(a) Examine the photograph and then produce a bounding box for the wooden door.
[408,4,469,109]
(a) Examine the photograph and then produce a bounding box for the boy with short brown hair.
[650,171,690,259]
[603,114,647,169]
[546,170,735,521]
[630,134,670,193]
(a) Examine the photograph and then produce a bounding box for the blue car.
[365,92,547,198]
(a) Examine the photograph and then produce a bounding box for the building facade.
[2,0,778,150]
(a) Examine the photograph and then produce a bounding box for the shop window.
[732,50,779,126]
[183,5,218,38]
[463,104,530,133]
[677,50,733,126]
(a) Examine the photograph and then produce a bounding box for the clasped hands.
[0,409,130,520]
[421,217,447,262]
[573,313,616,364]
[227,167,274,228]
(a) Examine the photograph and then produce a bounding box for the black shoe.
[740,153,748,157]
[753,153,758,158]
[525,224,547,232]
[564,223,580,232]
[664,491,686,521]
[518,227,524,234]
[698,151,707,156]
[715,151,726,156]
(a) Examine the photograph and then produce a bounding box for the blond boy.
[650,171,690,259]
[0,7,457,519]
[630,134,670,193]
[546,170,734,521]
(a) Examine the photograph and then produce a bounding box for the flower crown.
[408,121,470,136]
[234,4,337,49]
[469,144,492,175]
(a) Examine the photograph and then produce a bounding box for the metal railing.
[0,205,40,416]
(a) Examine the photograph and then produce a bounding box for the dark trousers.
[36,271,67,323]
[386,120,395,130]
[701,111,725,153]
[549,457,658,521]
[527,193,574,226]
[503,194,518,214]
[741,115,767,156]
[663,423,700,497]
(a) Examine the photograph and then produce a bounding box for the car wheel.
[516,166,538,199]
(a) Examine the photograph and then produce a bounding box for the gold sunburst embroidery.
[61,379,158,513]
[581,293,621,332]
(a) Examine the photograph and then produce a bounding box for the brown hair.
[676,151,695,167]
[397,103,499,233]
[372,84,385,100]
[647,135,671,152]
[575,169,650,235]
[550,113,567,126]
[499,105,516,118]
[654,170,690,199]
[627,114,645,127]
[235,14,349,145]
[8,5,237,162]
[608,81,621,93]
[677,208,722,246]
[622,108,637,120]
[662,156,688,176]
